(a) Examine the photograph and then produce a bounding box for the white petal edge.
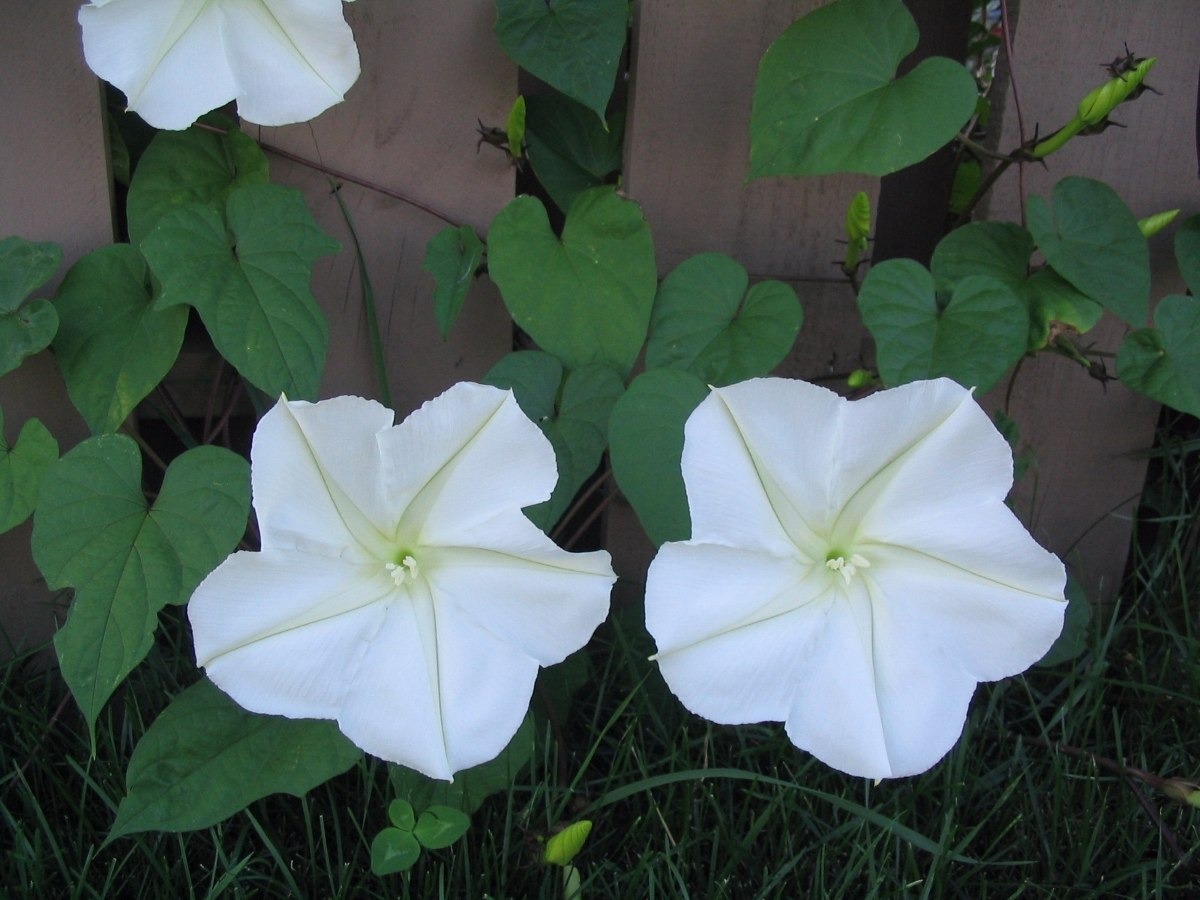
[219,0,360,126]
[251,395,395,560]
[80,0,238,130]
[381,383,559,547]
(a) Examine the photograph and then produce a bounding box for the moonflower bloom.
[188,384,615,780]
[78,0,360,130]
[645,377,1067,780]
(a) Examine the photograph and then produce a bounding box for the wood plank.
[243,1,517,417]
[0,2,112,654]
[981,0,1200,600]
[613,1,880,602]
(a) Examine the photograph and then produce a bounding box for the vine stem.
[998,0,1028,226]
[195,122,467,231]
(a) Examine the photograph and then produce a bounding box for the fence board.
[981,0,1200,600]
[0,3,112,653]
[244,2,516,416]
[614,0,1196,604]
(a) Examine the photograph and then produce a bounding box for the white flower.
[644,377,1066,779]
[78,0,360,130]
[188,384,615,780]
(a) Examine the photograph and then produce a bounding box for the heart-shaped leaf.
[388,798,417,832]
[608,369,710,546]
[0,408,57,534]
[1176,214,1200,295]
[487,188,657,378]
[52,244,188,434]
[126,119,269,246]
[424,225,484,339]
[929,221,1101,349]
[486,352,624,530]
[858,259,1027,392]
[1117,294,1200,417]
[749,0,978,177]
[0,236,62,377]
[414,806,471,850]
[142,184,337,400]
[525,94,624,215]
[109,679,360,840]
[370,828,422,875]
[33,438,249,737]
[1027,176,1150,327]
[645,253,802,385]
[493,0,627,120]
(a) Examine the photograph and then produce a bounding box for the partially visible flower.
[188,384,615,780]
[645,377,1066,780]
[78,0,361,130]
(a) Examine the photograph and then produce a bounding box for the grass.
[3,423,1200,898]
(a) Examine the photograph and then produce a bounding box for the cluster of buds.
[1031,49,1158,158]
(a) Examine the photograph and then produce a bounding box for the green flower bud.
[544,819,593,866]
[1137,208,1180,238]
[842,191,871,273]
[506,95,527,158]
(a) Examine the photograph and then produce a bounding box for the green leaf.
[493,0,627,121]
[1026,176,1150,326]
[645,253,802,385]
[929,222,1101,349]
[485,351,563,423]
[1117,294,1200,417]
[388,714,535,815]
[0,236,62,377]
[423,225,484,340]
[414,806,471,850]
[370,828,422,875]
[1175,214,1200,296]
[33,438,250,736]
[506,95,527,158]
[109,679,360,840]
[51,244,187,434]
[126,120,269,246]
[1037,574,1091,667]
[544,819,592,866]
[858,259,1027,392]
[486,353,624,531]
[749,0,978,177]
[0,409,58,534]
[608,369,709,546]
[388,798,417,832]
[142,184,337,400]
[487,188,657,378]
[525,94,624,215]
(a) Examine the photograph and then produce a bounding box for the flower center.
[385,552,420,587]
[824,550,871,585]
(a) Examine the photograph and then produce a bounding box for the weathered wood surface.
[613,1,878,600]
[613,0,1198,604]
[0,2,110,653]
[245,2,516,417]
[981,0,1200,600]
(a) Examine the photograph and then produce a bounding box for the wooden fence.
[2,1,1198,653]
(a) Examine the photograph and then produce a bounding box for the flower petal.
[345,582,544,778]
[425,534,613,665]
[835,379,1016,543]
[190,549,393,721]
[646,542,834,724]
[80,0,237,130]
[219,0,360,126]
[380,384,558,546]
[251,395,395,559]
[682,380,839,553]
[783,578,976,779]
[866,537,1065,682]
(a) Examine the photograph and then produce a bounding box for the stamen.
[825,553,870,585]
[385,554,419,587]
